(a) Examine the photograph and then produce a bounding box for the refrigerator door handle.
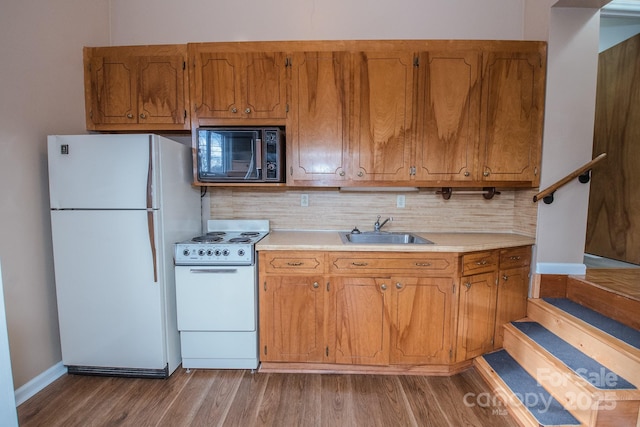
[147,137,158,282]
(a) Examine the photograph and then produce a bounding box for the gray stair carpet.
[483,349,581,426]
[512,321,635,390]
[543,297,640,350]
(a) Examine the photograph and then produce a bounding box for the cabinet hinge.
[326,282,330,292]
[290,166,293,176]
[414,56,419,67]
[87,63,92,72]
[534,167,538,176]
[326,346,329,357]
[452,284,456,294]
[286,103,289,113]
[183,61,186,70]
[449,348,453,359]
[263,281,267,291]
[285,57,291,67]
[184,110,187,119]
[264,345,268,355]
[409,166,416,176]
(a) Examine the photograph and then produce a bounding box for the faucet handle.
[351,226,361,234]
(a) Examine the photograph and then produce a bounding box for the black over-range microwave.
[196,127,285,183]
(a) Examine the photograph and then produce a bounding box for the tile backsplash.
[209,187,538,237]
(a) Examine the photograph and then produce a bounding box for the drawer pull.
[509,256,521,261]
[381,284,387,291]
[287,261,304,266]
[502,275,509,281]
[312,281,319,288]
[415,262,432,267]
[396,282,403,289]
[476,260,488,266]
[352,262,368,267]
[464,282,471,289]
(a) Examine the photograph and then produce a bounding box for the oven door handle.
[188,268,239,274]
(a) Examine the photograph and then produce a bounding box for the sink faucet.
[374,215,392,232]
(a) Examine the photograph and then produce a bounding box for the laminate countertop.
[256,230,535,253]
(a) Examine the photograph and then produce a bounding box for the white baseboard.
[535,262,586,275]
[14,362,66,406]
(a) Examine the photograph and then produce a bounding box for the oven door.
[175,265,256,331]
[197,129,262,182]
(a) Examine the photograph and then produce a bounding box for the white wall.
[600,16,640,50]
[0,0,110,388]
[535,7,602,275]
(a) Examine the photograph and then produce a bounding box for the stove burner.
[229,237,252,243]
[241,232,260,237]
[206,231,227,237]
[192,235,223,243]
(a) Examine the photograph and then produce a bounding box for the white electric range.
[174,219,268,369]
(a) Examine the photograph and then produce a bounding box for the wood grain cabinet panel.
[351,51,414,183]
[461,251,498,276]
[494,266,530,348]
[190,46,288,123]
[479,49,545,185]
[330,253,456,276]
[414,50,481,182]
[287,52,350,184]
[84,45,189,131]
[259,275,329,363]
[262,251,325,274]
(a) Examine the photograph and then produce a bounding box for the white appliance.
[48,134,201,378]
[174,220,268,370]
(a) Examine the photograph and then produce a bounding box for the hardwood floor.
[18,367,519,426]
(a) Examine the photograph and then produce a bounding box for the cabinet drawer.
[462,251,498,276]
[261,251,325,274]
[329,253,457,276]
[499,246,531,270]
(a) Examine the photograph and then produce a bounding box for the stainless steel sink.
[339,231,434,245]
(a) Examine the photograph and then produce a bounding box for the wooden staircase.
[474,273,640,427]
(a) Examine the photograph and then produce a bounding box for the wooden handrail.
[533,152,607,203]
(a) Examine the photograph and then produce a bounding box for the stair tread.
[512,321,636,390]
[543,298,640,350]
[483,350,581,426]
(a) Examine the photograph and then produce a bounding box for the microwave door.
[198,130,260,181]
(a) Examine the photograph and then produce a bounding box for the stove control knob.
[182,249,190,256]
[206,249,214,256]
[214,249,221,256]
[238,249,245,257]
[198,249,206,256]
[222,249,230,256]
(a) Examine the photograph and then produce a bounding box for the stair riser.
[527,300,640,389]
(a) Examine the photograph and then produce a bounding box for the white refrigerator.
[48,134,201,378]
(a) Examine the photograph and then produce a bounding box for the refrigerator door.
[51,209,166,370]
[48,134,156,210]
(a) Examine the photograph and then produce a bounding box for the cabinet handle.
[312,281,319,288]
[287,261,304,266]
[231,107,238,113]
[415,262,432,267]
[510,256,521,261]
[464,282,471,289]
[351,262,368,266]
[381,284,387,291]
[396,282,402,289]
[339,171,345,176]
[502,275,509,281]
[464,171,470,177]
[357,171,364,177]
[476,260,488,266]
[245,108,251,114]
[483,171,490,177]
[126,113,134,119]
[139,113,146,119]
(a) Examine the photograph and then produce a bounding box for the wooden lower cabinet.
[259,247,530,372]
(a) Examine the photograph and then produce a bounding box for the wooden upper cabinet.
[351,51,414,183]
[287,52,350,184]
[414,51,481,182]
[479,48,546,185]
[190,46,288,123]
[84,45,189,131]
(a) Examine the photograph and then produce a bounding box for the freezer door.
[51,210,167,369]
[48,134,156,209]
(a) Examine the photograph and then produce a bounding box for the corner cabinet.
[189,45,288,124]
[259,245,531,374]
[83,45,190,131]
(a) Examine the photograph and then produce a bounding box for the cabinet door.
[287,52,350,184]
[333,277,390,365]
[414,51,480,182]
[351,51,414,183]
[390,277,454,365]
[479,50,545,184]
[138,55,188,126]
[87,55,137,125]
[191,51,242,119]
[494,266,530,348]
[456,272,497,361]
[259,275,328,363]
[243,52,288,119]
